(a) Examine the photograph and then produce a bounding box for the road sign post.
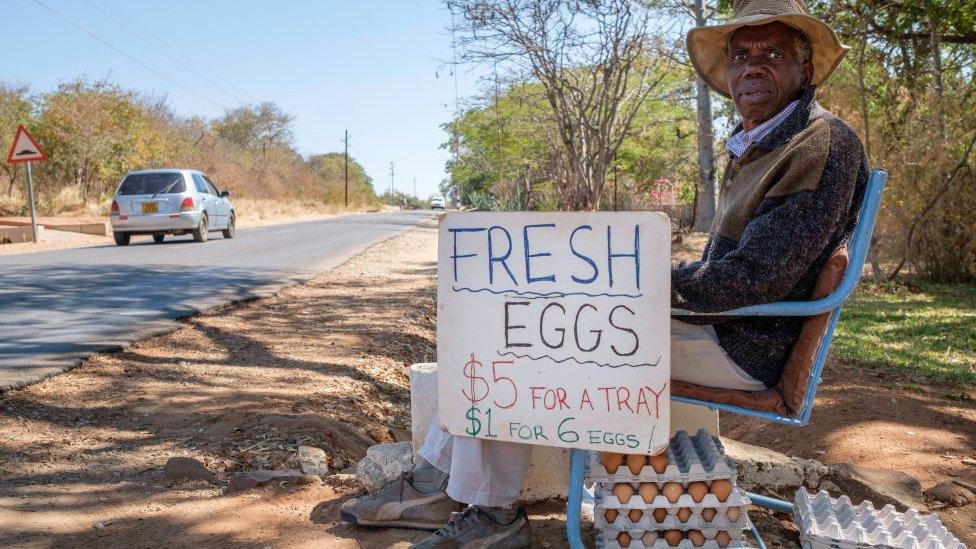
[26,162,38,242]
[6,125,48,243]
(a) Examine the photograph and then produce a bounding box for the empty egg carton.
[596,527,749,548]
[793,489,965,549]
[591,429,736,484]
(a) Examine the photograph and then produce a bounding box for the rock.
[962,458,976,467]
[819,480,843,495]
[356,442,415,492]
[294,445,330,476]
[925,481,976,507]
[257,414,375,459]
[722,438,806,493]
[163,456,219,484]
[324,473,363,490]
[826,463,925,512]
[224,469,320,495]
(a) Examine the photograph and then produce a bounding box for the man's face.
[726,23,813,130]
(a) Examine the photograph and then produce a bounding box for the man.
[341,1,866,546]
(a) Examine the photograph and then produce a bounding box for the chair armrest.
[672,294,844,318]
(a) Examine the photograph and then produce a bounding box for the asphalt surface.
[0,211,431,391]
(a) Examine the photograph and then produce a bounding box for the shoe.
[409,505,532,548]
[339,471,455,530]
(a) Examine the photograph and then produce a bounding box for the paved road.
[0,212,431,390]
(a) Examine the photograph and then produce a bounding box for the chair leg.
[566,448,587,549]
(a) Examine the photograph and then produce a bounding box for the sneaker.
[339,471,455,530]
[409,505,532,548]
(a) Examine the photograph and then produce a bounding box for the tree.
[448,0,673,210]
[213,102,294,156]
[35,78,150,200]
[811,0,976,281]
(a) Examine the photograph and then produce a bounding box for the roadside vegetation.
[0,79,378,219]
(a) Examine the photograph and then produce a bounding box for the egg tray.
[594,483,751,513]
[590,429,737,484]
[793,489,965,549]
[595,504,750,532]
[596,528,749,549]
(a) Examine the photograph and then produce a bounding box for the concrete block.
[409,363,719,502]
[0,225,42,244]
[45,222,109,236]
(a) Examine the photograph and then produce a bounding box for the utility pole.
[413,177,417,200]
[389,162,395,203]
[342,130,349,207]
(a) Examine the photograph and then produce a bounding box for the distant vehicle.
[109,169,235,246]
[430,195,445,210]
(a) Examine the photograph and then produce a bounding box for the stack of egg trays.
[793,489,965,549]
[595,529,750,549]
[591,429,750,547]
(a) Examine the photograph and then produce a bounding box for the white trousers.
[417,319,764,507]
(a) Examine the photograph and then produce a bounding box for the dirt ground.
[1,224,972,547]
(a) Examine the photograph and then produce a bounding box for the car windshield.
[117,173,186,195]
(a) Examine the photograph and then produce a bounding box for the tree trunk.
[692,0,716,232]
[856,32,881,283]
[928,17,945,141]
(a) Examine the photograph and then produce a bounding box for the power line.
[82,0,245,104]
[28,0,226,109]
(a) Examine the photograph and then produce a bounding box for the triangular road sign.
[6,125,48,164]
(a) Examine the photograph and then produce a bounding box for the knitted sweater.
[672,86,868,388]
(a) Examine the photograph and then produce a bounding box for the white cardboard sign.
[437,212,671,454]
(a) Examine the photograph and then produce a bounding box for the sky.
[0,0,487,199]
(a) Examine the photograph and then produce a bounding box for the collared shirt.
[726,99,801,158]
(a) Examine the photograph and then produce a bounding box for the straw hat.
[687,0,849,97]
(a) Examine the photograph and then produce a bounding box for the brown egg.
[653,507,668,522]
[726,506,741,522]
[649,450,669,473]
[641,531,659,544]
[701,507,717,522]
[709,479,732,502]
[676,507,692,522]
[715,531,732,547]
[686,481,708,503]
[637,482,659,503]
[626,453,646,475]
[628,508,643,523]
[600,452,624,474]
[662,481,683,503]
[612,482,634,504]
[663,529,683,546]
[604,508,619,523]
[687,530,706,547]
[616,531,632,547]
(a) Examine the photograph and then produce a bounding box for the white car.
[109,169,235,246]
[430,195,446,210]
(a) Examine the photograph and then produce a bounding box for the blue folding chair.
[566,169,888,548]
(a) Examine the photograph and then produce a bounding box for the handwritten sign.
[437,212,671,454]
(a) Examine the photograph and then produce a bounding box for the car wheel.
[113,232,130,246]
[192,215,209,243]
[152,233,165,244]
[222,212,236,239]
